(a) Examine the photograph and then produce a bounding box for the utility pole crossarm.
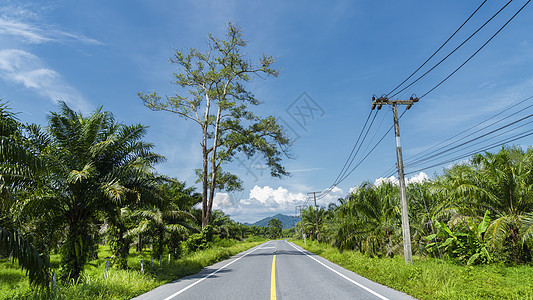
[371,95,419,110]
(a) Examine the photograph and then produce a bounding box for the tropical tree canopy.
[139,23,291,228]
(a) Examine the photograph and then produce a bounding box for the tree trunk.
[61,211,90,282]
[111,221,129,269]
[206,106,222,230]
[201,137,209,228]
[201,95,211,229]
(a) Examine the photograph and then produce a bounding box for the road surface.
[132,240,415,300]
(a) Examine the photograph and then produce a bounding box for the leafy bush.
[184,225,214,252]
[425,211,492,265]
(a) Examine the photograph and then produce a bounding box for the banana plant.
[425,210,491,265]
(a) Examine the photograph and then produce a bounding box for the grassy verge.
[0,237,266,300]
[292,239,533,300]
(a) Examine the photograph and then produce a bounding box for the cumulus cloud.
[0,49,92,112]
[374,172,429,187]
[315,186,345,206]
[214,185,347,223]
[249,185,307,208]
[348,186,358,195]
[212,193,233,209]
[408,172,430,184]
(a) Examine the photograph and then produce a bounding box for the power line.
[332,110,373,186]
[336,108,408,185]
[317,1,530,197]
[358,108,390,159]
[391,0,513,99]
[380,94,533,178]
[420,0,531,99]
[405,113,533,170]
[403,95,533,167]
[387,0,488,97]
[405,106,533,168]
[409,119,533,170]
[405,129,533,175]
[334,109,380,185]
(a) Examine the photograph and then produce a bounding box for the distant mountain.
[243,213,300,230]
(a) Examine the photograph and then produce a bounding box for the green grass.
[292,239,533,300]
[0,237,266,300]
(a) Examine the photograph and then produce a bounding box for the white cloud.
[348,186,358,195]
[212,193,233,209]
[408,172,429,184]
[374,175,398,187]
[0,17,101,45]
[0,49,92,112]
[374,172,429,187]
[249,185,306,208]
[215,184,348,223]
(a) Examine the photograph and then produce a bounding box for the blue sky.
[1,1,532,222]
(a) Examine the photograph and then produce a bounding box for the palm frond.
[0,227,50,288]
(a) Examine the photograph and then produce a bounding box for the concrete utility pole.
[371,95,418,264]
[307,192,321,242]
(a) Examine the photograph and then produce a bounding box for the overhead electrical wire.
[377,1,532,178]
[407,118,533,170]
[391,0,513,99]
[402,95,533,167]
[335,108,408,186]
[315,1,531,201]
[405,129,533,175]
[314,110,378,201]
[336,1,516,186]
[387,0,488,97]
[405,107,533,168]
[332,110,374,186]
[317,108,406,201]
[380,95,533,178]
[420,0,531,99]
[335,110,380,182]
[358,109,390,160]
[405,113,533,170]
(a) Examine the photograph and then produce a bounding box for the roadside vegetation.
[294,145,533,299]
[294,240,533,300]
[1,23,287,299]
[1,238,265,300]
[0,101,273,299]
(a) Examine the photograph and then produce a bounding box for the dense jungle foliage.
[297,145,533,265]
[0,102,270,291]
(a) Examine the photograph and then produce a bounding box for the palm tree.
[23,102,165,281]
[407,181,456,255]
[127,205,196,260]
[0,102,50,288]
[442,147,533,262]
[300,206,328,241]
[211,210,237,239]
[333,182,401,257]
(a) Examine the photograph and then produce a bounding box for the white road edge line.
[162,244,264,300]
[287,242,390,300]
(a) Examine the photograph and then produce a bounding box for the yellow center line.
[270,255,276,300]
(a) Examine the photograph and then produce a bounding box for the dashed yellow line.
[270,255,276,300]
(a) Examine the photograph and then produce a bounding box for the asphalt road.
[132,240,415,300]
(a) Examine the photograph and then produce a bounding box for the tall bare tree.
[139,23,290,228]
